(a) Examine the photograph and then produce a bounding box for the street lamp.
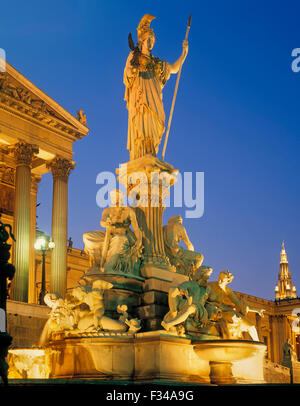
[34,234,55,305]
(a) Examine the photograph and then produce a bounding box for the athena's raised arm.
[168,40,189,74]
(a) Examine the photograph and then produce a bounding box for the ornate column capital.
[118,157,177,208]
[47,156,75,182]
[13,142,39,166]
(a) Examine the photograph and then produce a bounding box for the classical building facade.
[0,60,89,304]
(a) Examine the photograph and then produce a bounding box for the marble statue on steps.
[83,189,143,275]
[163,215,204,276]
[124,14,188,160]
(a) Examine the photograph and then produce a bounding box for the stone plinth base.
[47,333,135,380]
[10,332,267,384]
[138,268,189,331]
[134,331,210,383]
[46,330,209,383]
[42,331,212,383]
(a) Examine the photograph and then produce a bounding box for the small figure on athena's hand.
[124,14,188,160]
[83,189,143,275]
[163,215,203,276]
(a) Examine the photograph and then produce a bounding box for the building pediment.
[0,60,89,140]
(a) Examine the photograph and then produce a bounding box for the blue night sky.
[1,0,299,300]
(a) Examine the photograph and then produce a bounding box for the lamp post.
[34,234,55,305]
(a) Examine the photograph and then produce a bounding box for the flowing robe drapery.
[163,222,203,275]
[124,51,171,160]
[82,219,141,274]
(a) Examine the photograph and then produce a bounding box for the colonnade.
[11,141,73,302]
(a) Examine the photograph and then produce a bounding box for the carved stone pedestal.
[47,334,135,380]
[47,331,210,383]
[117,156,177,270]
[8,333,267,384]
[209,361,235,385]
[139,271,188,330]
[134,331,210,383]
[117,156,184,330]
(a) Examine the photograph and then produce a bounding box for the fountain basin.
[8,348,51,379]
[194,340,266,385]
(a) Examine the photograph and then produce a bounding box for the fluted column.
[28,175,41,303]
[47,157,74,298]
[12,142,39,302]
[135,205,169,268]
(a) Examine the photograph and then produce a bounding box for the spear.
[161,14,192,161]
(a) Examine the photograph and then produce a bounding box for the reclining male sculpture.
[161,269,265,341]
[163,215,203,276]
[39,279,141,345]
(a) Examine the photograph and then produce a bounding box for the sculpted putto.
[124,14,188,160]
[83,189,142,275]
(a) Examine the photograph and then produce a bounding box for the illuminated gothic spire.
[275,241,297,300]
[280,241,288,264]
